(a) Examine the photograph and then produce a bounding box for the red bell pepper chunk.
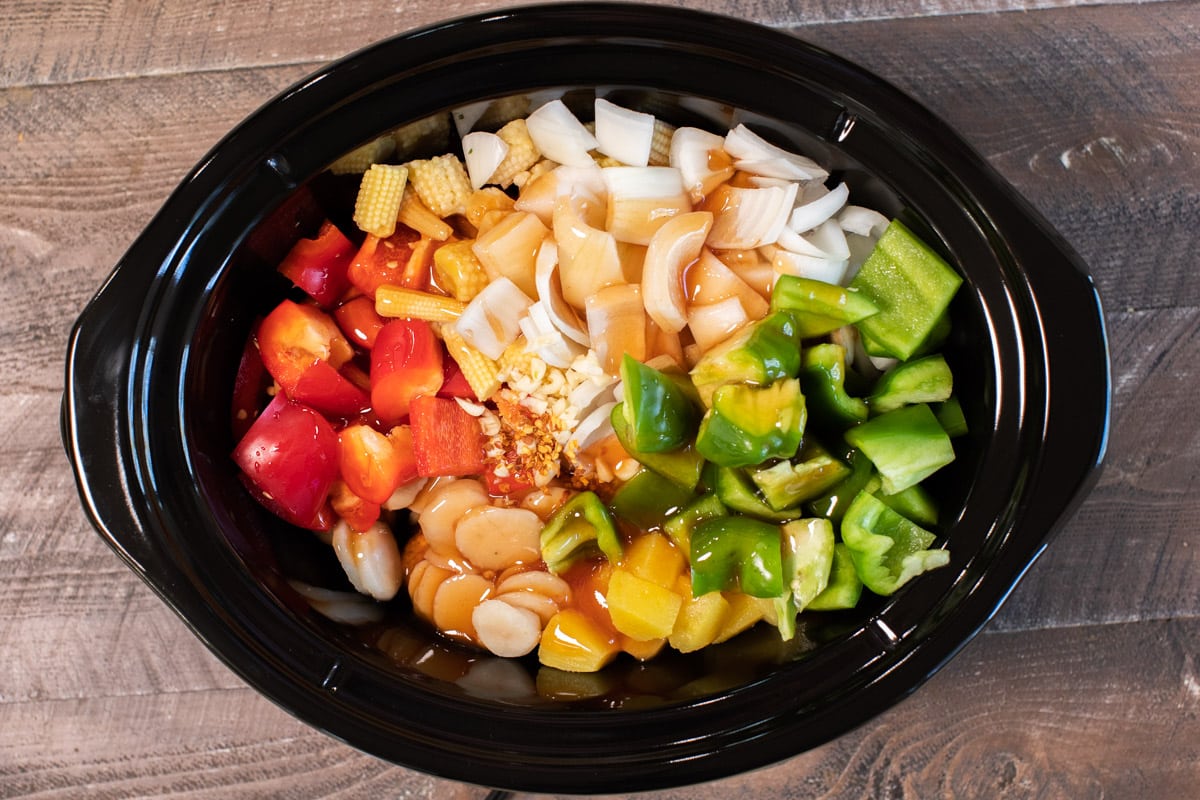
[409,394,487,478]
[232,393,340,529]
[348,225,423,298]
[334,295,387,350]
[231,320,268,441]
[258,299,370,417]
[278,220,356,308]
[329,480,382,532]
[370,319,444,424]
[438,356,477,400]
[481,464,536,496]
[338,423,420,504]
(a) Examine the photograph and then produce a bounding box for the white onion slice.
[807,219,851,260]
[453,276,534,359]
[572,400,618,452]
[514,163,607,225]
[788,182,849,233]
[533,239,590,345]
[707,182,798,249]
[602,166,691,245]
[641,211,713,333]
[462,131,510,189]
[687,297,751,353]
[724,124,829,181]
[594,98,655,167]
[525,99,597,167]
[519,302,585,368]
[772,249,849,286]
[838,205,891,238]
[668,126,732,201]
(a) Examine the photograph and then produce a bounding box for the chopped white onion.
[838,205,891,238]
[724,124,829,181]
[641,211,713,333]
[572,400,618,452]
[772,249,849,285]
[514,163,607,225]
[602,166,691,245]
[533,239,590,345]
[788,182,849,233]
[519,301,585,368]
[668,126,731,200]
[453,276,534,359]
[594,98,655,167]
[687,297,751,353]
[525,99,597,167]
[807,219,851,260]
[462,131,510,189]
[707,182,798,249]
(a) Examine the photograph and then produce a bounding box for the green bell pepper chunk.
[867,476,939,527]
[662,492,727,551]
[869,354,954,414]
[806,448,874,522]
[773,518,836,640]
[690,516,784,598]
[849,220,963,360]
[747,439,851,511]
[844,403,955,494]
[934,396,969,437]
[690,310,804,403]
[619,354,700,453]
[799,343,869,431]
[840,490,950,595]
[539,491,622,574]
[611,403,706,491]
[806,543,864,611]
[610,468,695,531]
[696,378,807,468]
[711,465,802,522]
[770,275,879,338]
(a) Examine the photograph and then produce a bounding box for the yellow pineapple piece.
[712,591,772,644]
[606,569,683,642]
[622,532,685,588]
[669,577,731,654]
[621,636,667,661]
[538,610,619,673]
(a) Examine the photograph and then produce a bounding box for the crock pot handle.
[62,255,162,575]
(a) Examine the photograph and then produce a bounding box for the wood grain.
[2,0,1197,796]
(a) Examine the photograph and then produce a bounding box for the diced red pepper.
[370,319,444,424]
[387,424,421,487]
[278,220,356,308]
[348,225,423,298]
[438,356,477,400]
[482,463,536,496]
[231,320,268,441]
[334,295,387,350]
[338,423,418,504]
[409,394,487,477]
[257,299,370,417]
[330,480,382,532]
[232,393,340,529]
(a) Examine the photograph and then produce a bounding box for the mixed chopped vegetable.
[232,95,965,673]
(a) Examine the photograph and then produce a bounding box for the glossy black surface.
[62,3,1110,793]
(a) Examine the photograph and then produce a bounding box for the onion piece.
[519,301,585,368]
[602,166,691,245]
[724,124,829,181]
[525,99,597,167]
[838,204,891,239]
[553,194,625,311]
[687,296,751,353]
[594,98,655,167]
[453,276,534,359]
[685,248,771,319]
[572,400,618,453]
[788,182,849,233]
[641,210,713,333]
[704,181,798,249]
[534,239,590,345]
[462,131,510,190]
[668,126,733,202]
[514,163,607,226]
[585,283,647,375]
[471,211,549,298]
[772,249,849,286]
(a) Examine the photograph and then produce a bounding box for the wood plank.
[0,0,1173,90]
[3,618,1196,797]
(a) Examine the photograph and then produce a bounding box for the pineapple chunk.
[607,569,683,642]
[622,636,667,661]
[538,610,619,673]
[622,532,685,588]
[712,591,772,644]
[669,577,730,653]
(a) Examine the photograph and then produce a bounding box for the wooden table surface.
[4,0,1198,796]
